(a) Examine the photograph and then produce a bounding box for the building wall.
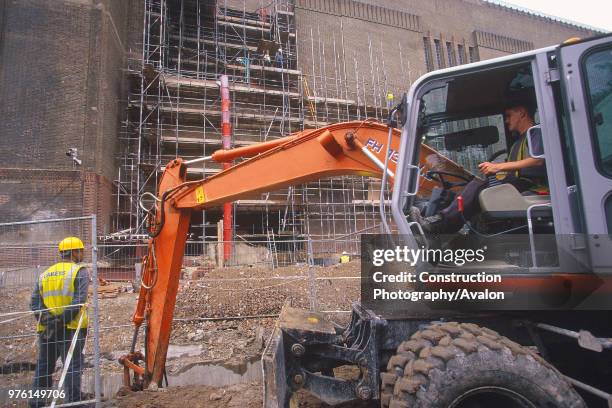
[0,0,129,234]
[296,4,424,104]
[295,0,600,102]
[0,0,604,240]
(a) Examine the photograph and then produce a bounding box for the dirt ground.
[0,261,362,407]
[111,383,263,408]
[110,382,375,408]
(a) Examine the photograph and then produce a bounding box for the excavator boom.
[120,120,470,388]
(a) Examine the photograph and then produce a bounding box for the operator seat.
[479,184,550,219]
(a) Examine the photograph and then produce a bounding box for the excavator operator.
[410,100,548,234]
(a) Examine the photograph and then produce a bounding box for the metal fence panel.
[0,216,100,408]
[0,228,360,404]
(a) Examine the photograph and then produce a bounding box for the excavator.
[120,34,612,407]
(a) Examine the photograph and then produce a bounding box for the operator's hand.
[478,161,503,175]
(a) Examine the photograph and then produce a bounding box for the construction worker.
[263,50,271,65]
[410,100,547,233]
[340,251,350,263]
[275,48,283,69]
[30,237,89,408]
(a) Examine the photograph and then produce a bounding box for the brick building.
[0,0,139,234]
[0,0,603,253]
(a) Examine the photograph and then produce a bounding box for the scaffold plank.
[163,76,301,98]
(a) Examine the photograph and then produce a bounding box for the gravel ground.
[0,261,362,407]
[109,382,375,408]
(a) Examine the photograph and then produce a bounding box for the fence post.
[91,215,101,407]
[307,238,317,311]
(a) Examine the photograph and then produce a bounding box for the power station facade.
[0,0,601,260]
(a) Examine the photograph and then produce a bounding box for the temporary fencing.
[0,216,100,408]
[0,216,365,406]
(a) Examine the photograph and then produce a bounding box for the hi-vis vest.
[499,133,549,194]
[36,262,88,332]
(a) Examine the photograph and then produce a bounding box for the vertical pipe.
[176,0,184,157]
[353,53,360,120]
[220,75,233,262]
[340,20,350,121]
[368,35,377,120]
[307,238,316,311]
[136,0,148,233]
[309,27,317,127]
[196,0,200,80]
[332,32,341,122]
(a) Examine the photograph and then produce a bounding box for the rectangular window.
[583,45,612,177]
[422,114,506,175]
[434,39,443,69]
[469,46,479,63]
[446,41,455,67]
[457,44,466,64]
[423,37,434,72]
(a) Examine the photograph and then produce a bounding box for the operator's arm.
[60,268,90,323]
[479,157,544,175]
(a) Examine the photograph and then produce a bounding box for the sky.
[495,0,612,32]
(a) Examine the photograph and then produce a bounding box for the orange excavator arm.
[119,120,470,389]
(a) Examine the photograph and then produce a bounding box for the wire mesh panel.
[164,236,360,381]
[0,216,100,408]
[0,230,360,402]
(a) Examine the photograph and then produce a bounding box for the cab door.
[558,35,612,272]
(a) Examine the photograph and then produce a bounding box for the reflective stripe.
[63,264,80,296]
[514,136,528,178]
[41,290,74,299]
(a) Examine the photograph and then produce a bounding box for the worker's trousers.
[440,177,537,233]
[30,328,86,408]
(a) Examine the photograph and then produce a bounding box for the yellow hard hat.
[58,236,85,252]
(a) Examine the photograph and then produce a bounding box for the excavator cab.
[390,32,612,292]
[393,62,560,270]
[395,36,612,250]
[411,67,549,222]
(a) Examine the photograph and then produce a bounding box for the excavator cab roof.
[420,62,536,123]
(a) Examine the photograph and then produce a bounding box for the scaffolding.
[114,0,417,262]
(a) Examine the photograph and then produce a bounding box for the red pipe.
[220,75,233,262]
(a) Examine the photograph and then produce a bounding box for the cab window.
[422,115,507,175]
[583,45,612,177]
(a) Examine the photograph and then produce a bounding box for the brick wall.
[296,0,421,32]
[83,171,114,235]
[0,168,112,233]
[296,0,602,94]
[0,0,92,171]
[0,0,129,234]
[295,7,425,106]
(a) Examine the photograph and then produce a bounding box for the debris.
[254,326,265,350]
[89,277,120,298]
[2,262,360,407]
[209,391,223,400]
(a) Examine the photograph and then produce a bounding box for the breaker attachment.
[263,304,386,407]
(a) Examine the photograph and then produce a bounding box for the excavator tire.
[380,322,585,408]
